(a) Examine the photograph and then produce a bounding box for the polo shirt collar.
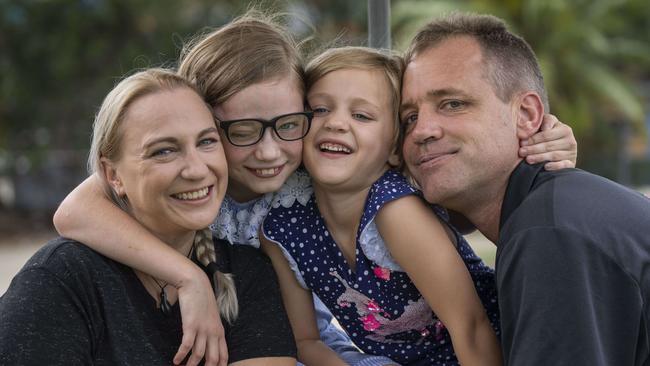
[499,161,545,230]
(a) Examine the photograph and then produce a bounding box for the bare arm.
[53,174,226,366]
[54,174,204,285]
[376,195,502,366]
[260,237,348,366]
[520,114,578,170]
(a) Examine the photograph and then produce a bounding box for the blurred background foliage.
[0,0,649,215]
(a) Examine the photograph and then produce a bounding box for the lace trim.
[210,170,313,248]
[358,221,404,271]
[210,194,273,248]
[271,169,313,208]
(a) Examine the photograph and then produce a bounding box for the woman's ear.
[515,92,544,140]
[101,158,125,197]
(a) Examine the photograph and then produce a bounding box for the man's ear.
[101,158,125,197]
[515,92,544,140]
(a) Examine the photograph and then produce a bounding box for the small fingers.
[174,331,196,365]
[525,150,576,166]
[540,113,560,131]
[543,160,575,171]
[520,138,572,157]
[522,127,564,147]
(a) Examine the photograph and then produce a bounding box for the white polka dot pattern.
[263,170,500,365]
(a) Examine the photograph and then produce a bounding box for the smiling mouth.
[417,151,457,167]
[319,142,351,154]
[249,166,283,177]
[171,186,211,201]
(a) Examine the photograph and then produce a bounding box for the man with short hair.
[401,13,650,365]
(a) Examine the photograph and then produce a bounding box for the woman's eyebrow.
[143,136,178,150]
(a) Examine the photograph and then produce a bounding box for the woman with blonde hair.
[0,68,296,365]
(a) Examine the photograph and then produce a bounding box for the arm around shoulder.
[53,174,225,366]
[53,174,202,286]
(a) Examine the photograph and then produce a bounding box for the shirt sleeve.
[497,227,643,366]
[0,267,94,365]
[313,295,398,366]
[225,248,297,363]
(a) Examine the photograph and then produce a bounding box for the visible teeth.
[173,187,209,200]
[255,168,279,176]
[319,143,351,153]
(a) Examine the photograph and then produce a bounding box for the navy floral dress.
[263,169,499,366]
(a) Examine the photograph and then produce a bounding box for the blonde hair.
[88,68,239,322]
[178,9,305,109]
[193,229,239,323]
[305,46,404,166]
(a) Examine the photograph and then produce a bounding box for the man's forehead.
[408,36,483,73]
[402,38,484,100]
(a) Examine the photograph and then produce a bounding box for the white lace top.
[210,192,273,248]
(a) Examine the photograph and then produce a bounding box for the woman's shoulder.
[8,237,128,304]
[22,237,116,276]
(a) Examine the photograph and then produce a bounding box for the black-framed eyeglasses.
[217,111,313,147]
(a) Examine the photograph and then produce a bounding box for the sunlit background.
[1,0,649,293]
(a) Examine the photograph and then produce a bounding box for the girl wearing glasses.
[54,11,392,366]
[54,10,578,366]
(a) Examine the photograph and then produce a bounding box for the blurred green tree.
[0,0,251,168]
[0,0,256,210]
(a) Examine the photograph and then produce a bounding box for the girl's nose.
[323,113,349,133]
[253,128,282,161]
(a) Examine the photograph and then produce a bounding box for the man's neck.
[465,195,504,244]
[455,174,511,244]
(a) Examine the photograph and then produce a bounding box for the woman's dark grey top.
[0,236,296,365]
